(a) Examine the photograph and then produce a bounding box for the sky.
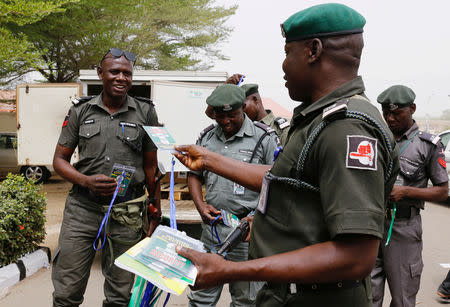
[212,0,450,118]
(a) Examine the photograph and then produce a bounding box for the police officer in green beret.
[187,84,278,307]
[174,3,399,307]
[371,85,448,307]
[52,48,161,307]
[226,74,290,140]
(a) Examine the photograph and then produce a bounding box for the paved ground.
[0,176,449,306]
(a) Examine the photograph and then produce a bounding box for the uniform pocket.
[116,124,142,152]
[399,156,425,181]
[78,123,101,157]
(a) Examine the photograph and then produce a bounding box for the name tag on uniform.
[257,175,271,214]
[233,182,245,195]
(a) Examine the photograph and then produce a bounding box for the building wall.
[0,112,17,133]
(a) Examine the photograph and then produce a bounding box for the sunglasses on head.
[101,48,136,64]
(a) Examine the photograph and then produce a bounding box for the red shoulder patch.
[62,110,70,127]
[438,157,447,169]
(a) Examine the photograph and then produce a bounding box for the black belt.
[289,280,360,293]
[386,206,420,219]
[73,184,145,205]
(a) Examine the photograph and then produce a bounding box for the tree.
[0,0,79,84]
[3,0,237,83]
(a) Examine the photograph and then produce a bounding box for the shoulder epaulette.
[197,124,216,142]
[322,99,349,120]
[418,131,440,145]
[274,117,290,129]
[71,95,94,106]
[254,121,276,134]
[134,96,154,106]
[254,121,280,147]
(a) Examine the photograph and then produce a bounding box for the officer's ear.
[410,103,416,115]
[307,38,323,64]
[97,65,103,80]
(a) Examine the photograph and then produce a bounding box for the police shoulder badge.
[346,135,377,171]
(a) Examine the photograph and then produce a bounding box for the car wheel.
[20,166,48,184]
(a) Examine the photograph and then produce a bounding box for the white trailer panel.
[16,84,81,166]
[151,81,216,172]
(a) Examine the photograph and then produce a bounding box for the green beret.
[206,84,245,112]
[377,85,416,111]
[241,84,259,97]
[281,3,366,42]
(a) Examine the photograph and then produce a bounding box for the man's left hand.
[176,246,228,289]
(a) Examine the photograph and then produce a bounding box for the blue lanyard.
[140,157,177,306]
[210,215,222,244]
[169,157,177,230]
[93,171,124,251]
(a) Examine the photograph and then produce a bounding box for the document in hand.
[142,126,177,151]
[114,225,206,295]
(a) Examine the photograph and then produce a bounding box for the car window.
[440,132,450,149]
[0,135,17,149]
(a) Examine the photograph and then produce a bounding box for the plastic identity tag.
[221,209,240,228]
[233,182,245,195]
[110,163,136,197]
[256,174,271,214]
[142,126,177,151]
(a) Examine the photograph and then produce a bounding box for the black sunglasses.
[101,48,137,64]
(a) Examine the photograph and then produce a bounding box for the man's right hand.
[84,174,118,196]
[174,145,210,171]
[225,73,244,85]
[199,203,221,224]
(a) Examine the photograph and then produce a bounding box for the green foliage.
[0,0,79,84]
[0,174,47,267]
[3,0,237,83]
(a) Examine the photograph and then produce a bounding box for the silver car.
[0,132,51,183]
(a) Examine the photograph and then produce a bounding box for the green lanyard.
[385,203,397,247]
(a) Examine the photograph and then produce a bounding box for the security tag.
[256,174,271,214]
[221,209,240,228]
[233,182,245,195]
[110,163,136,196]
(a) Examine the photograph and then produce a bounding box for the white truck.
[15,71,226,214]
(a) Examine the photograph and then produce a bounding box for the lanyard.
[398,130,419,156]
[139,157,177,307]
[93,171,124,251]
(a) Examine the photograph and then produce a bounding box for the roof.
[0,90,15,101]
[262,97,292,119]
[79,69,228,83]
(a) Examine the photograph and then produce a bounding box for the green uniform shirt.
[260,110,289,137]
[250,77,399,259]
[194,115,278,217]
[58,94,158,191]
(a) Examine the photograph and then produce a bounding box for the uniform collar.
[216,114,255,142]
[261,110,276,126]
[292,76,366,122]
[89,92,136,113]
[398,121,419,141]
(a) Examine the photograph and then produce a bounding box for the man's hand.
[84,174,118,196]
[176,246,228,289]
[198,203,221,224]
[174,145,210,171]
[389,185,408,202]
[241,216,253,242]
[225,73,244,85]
